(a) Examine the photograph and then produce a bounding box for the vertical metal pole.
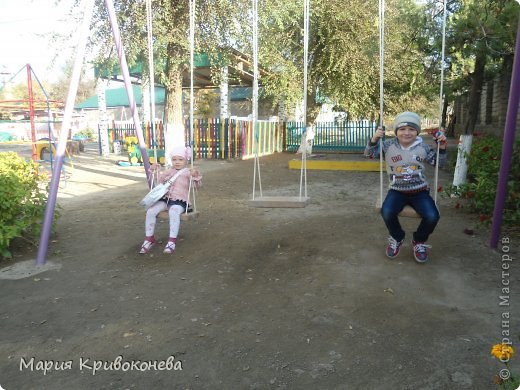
[36,0,96,266]
[490,16,520,248]
[27,64,37,161]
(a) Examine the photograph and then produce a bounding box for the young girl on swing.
[139,146,202,254]
[365,112,447,263]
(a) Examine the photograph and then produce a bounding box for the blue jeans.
[380,190,440,242]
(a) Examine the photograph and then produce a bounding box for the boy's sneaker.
[386,236,404,258]
[412,240,432,263]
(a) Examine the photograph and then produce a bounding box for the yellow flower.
[491,343,515,361]
[125,136,138,146]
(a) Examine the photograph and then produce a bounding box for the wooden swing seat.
[249,196,310,208]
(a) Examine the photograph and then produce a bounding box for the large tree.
[80,0,442,136]
[86,0,253,148]
[448,0,518,135]
[442,0,519,185]
[257,0,441,123]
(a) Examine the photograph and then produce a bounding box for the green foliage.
[86,0,441,125]
[0,111,12,120]
[74,128,95,139]
[83,0,516,127]
[0,81,49,103]
[444,0,519,108]
[446,136,520,226]
[194,90,220,118]
[49,63,96,104]
[0,152,56,259]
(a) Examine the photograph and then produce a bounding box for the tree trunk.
[452,50,486,186]
[462,51,486,135]
[453,134,473,187]
[441,98,448,128]
[306,88,320,126]
[163,50,186,165]
[220,66,229,118]
[97,80,110,157]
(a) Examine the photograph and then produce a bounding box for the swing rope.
[149,0,198,218]
[434,0,447,205]
[145,0,158,166]
[378,0,385,209]
[300,0,310,199]
[252,0,262,199]
[378,0,446,211]
[251,0,309,202]
[187,0,197,215]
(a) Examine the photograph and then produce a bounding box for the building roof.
[77,49,269,110]
[95,49,267,89]
[75,85,165,110]
[75,85,252,110]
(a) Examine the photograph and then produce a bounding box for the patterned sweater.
[364,137,444,193]
[159,168,202,203]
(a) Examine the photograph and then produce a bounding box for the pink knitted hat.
[170,146,192,160]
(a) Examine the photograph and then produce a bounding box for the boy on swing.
[365,112,447,263]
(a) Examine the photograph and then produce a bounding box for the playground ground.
[0,142,519,389]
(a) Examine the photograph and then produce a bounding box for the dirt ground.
[0,142,519,389]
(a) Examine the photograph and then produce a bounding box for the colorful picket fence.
[106,118,282,160]
[285,120,376,152]
[105,118,375,159]
[186,118,282,159]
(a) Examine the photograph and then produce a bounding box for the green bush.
[74,128,95,140]
[0,152,57,259]
[446,136,520,226]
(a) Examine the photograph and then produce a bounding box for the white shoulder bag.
[139,168,188,210]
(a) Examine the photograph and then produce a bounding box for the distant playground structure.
[0,64,83,163]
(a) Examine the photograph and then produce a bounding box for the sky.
[0,0,79,85]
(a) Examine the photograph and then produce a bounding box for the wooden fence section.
[285,120,376,152]
[105,118,375,159]
[187,118,282,159]
[108,121,164,150]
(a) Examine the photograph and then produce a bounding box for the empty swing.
[249,0,311,208]
[151,0,199,221]
[374,0,446,218]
